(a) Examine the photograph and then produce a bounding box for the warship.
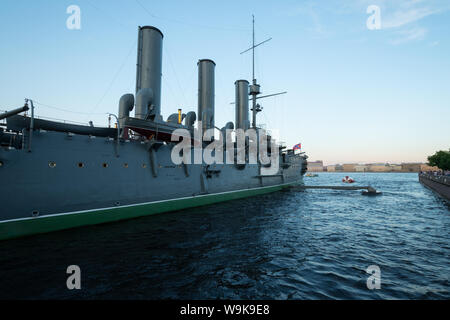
[0,25,307,241]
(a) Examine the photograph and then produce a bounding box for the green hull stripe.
[0,183,294,241]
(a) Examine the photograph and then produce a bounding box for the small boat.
[342,176,355,183]
[305,173,319,177]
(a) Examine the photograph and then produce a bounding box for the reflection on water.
[0,173,449,299]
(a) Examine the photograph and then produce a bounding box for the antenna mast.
[252,14,255,81]
[240,15,286,128]
[250,15,262,129]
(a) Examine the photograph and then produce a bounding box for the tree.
[427,149,450,171]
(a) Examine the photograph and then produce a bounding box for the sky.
[0,0,449,165]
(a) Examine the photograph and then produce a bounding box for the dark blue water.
[0,173,449,299]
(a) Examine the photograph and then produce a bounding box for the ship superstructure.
[0,25,307,240]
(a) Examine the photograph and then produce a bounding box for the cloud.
[283,2,331,38]
[375,0,449,43]
[389,27,427,45]
[382,6,442,29]
[357,0,448,43]
[429,41,439,47]
[283,0,449,43]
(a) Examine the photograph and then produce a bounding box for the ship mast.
[240,15,285,129]
[250,15,258,129]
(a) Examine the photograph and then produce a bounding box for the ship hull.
[0,182,296,241]
[0,129,304,240]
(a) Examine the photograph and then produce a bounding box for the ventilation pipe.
[221,121,234,149]
[235,80,250,130]
[184,111,196,128]
[135,26,163,119]
[221,121,234,137]
[118,93,134,138]
[197,59,215,134]
[167,112,186,123]
[118,94,134,120]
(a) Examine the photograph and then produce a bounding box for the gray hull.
[0,129,304,223]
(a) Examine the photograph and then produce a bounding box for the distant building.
[389,164,403,172]
[368,164,390,172]
[307,160,324,172]
[324,162,431,173]
[401,163,422,172]
[343,164,358,172]
[355,165,369,172]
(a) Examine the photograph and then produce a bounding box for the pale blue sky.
[0,0,449,165]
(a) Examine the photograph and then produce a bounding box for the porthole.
[123,163,129,168]
[78,162,84,168]
[102,163,108,168]
[48,161,56,168]
[0,161,3,167]
[115,201,121,206]
[31,210,39,217]
[142,163,147,168]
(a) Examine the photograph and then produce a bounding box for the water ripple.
[0,173,449,299]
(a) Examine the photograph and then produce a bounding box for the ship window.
[48,161,56,168]
[102,163,108,168]
[31,210,39,217]
[0,161,3,167]
[78,162,84,168]
[124,163,129,168]
[142,163,147,168]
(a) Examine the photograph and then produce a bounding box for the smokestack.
[235,80,250,130]
[197,59,215,133]
[135,26,163,119]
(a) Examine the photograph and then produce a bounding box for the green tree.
[427,149,450,171]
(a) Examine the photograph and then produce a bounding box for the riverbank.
[419,173,450,201]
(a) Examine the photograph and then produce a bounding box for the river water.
[0,173,449,299]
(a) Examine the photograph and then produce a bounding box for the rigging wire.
[134,0,249,32]
[83,1,250,117]
[165,47,187,107]
[30,3,258,125]
[85,0,133,29]
[182,69,198,112]
[33,101,107,115]
[161,74,181,113]
[90,38,137,114]
[215,69,234,121]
